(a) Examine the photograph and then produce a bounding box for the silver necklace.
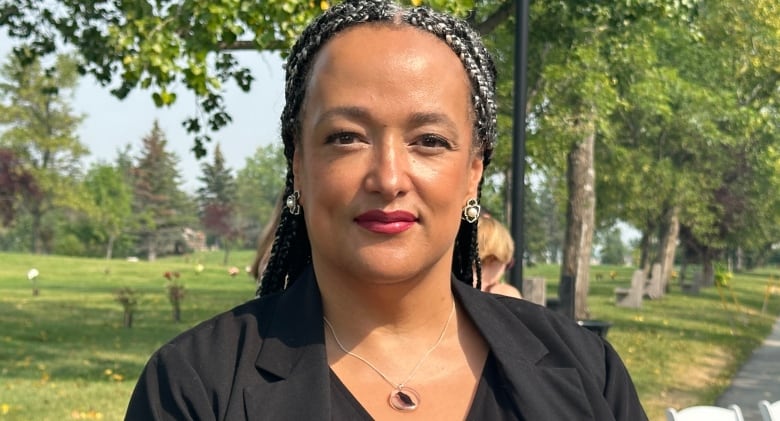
[323,300,456,412]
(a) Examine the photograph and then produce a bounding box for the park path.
[716,315,780,421]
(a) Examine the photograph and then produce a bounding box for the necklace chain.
[323,300,456,390]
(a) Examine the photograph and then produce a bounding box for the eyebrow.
[314,106,371,126]
[315,106,458,132]
[408,111,459,133]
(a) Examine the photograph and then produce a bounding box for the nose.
[364,137,411,200]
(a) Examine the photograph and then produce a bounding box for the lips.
[354,210,417,234]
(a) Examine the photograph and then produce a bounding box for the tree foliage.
[234,143,286,247]
[0,147,39,226]
[0,0,475,157]
[83,162,134,259]
[0,53,86,252]
[197,143,238,264]
[132,120,192,260]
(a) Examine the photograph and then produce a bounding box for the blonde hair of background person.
[477,215,522,298]
[250,192,284,283]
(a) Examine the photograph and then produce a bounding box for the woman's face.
[294,24,483,285]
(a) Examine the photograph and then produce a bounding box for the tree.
[596,227,627,266]
[83,162,133,259]
[0,0,477,157]
[234,143,286,247]
[0,148,39,226]
[598,0,780,284]
[197,143,238,265]
[476,0,700,319]
[132,121,192,260]
[0,53,87,253]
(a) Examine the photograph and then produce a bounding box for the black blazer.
[126,266,648,420]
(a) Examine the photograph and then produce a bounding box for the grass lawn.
[1,252,779,421]
[526,264,780,420]
[1,251,257,421]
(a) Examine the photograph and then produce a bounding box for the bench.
[615,270,645,308]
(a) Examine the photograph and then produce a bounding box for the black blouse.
[330,351,521,420]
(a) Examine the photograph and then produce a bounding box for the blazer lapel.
[453,281,596,420]
[242,272,596,420]
[244,267,332,420]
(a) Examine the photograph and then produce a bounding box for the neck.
[314,261,455,342]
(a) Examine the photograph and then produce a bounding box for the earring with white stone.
[462,199,480,223]
[286,191,301,215]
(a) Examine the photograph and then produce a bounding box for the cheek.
[299,155,353,210]
[414,159,474,206]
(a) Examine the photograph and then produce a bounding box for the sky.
[1,34,286,192]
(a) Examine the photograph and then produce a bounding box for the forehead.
[313,22,458,65]
[302,23,473,119]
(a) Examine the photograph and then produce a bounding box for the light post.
[509,0,530,293]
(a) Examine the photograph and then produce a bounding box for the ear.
[465,153,484,201]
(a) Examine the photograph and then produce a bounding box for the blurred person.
[477,214,522,298]
[249,192,284,283]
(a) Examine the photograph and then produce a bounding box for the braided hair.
[258,0,498,297]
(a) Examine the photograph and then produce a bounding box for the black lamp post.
[509,0,529,293]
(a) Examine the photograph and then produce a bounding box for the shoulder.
[149,293,282,376]
[494,295,604,349]
[477,292,610,373]
[456,285,647,420]
[127,294,285,419]
[485,283,522,298]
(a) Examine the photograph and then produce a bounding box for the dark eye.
[416,135,452,149]
[325,132,360,145]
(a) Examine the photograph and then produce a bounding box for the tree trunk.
[106,234,116,260]
[735,247,743,271]
[560,131,596,321]
[702,254,715,287]
[123,310,133,328]
[147,234,157,261]
[638,230,651,273]
[172,303,181,323]
[31,204,43,254]
[679,247,688,286]
[658,206,679,293]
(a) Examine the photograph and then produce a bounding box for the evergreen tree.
[197,143,237,264]
[132,121,191,260]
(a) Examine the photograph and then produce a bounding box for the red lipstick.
[354,210,417,234]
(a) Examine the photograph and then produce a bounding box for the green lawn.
[0,251,257,421]
[1,252,779,421]
[526,264,780,421]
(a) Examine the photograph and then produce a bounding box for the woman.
[477,215,522,298]
[126,1,647,419]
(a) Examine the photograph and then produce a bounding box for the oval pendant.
[388,386,421,411]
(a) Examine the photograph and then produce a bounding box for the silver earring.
[286,191,301,215]
[462,199,480,223]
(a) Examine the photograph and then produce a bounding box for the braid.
[260,0,498,296]
[257,170,297,296]
[452,181,485,289]
[403,7,498,161]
